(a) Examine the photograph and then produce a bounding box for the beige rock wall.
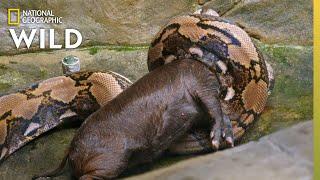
[0,0,198,54]
[0,0,313,54]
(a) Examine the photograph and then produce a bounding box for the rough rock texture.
[0,0,312,54]
[204,0,313,45]
[0,128,75,180]
[0,0,198,54]
[125,121,313,180]
[203,0,241,15]
[0,46,148,95]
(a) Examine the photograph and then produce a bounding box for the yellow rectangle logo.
[8,8,20,26]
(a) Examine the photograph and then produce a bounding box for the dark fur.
[35,59,225,179]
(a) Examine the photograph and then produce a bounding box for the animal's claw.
[222,115,234,148]
[210,114,234,150]
[210,122,222,150]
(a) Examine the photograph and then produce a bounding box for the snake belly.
[0,71,132,162]
[148,12,272,146]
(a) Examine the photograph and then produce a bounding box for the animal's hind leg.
[78,150,130,179]
[196,78,234,150]
[79,173,104,180]
[79,169,122,180]
[168,129,212,155]
[168,118,234,155]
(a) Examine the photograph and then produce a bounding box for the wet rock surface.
[125,121,313,180]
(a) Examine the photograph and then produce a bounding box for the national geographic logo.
[7,8,63,26]
[7,8,20,26]
[6,8,82,49]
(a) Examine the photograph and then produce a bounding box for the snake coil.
[0,9,273,162]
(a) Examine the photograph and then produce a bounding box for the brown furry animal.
[34,59,233,179]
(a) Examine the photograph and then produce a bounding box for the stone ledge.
[126,121,313,180]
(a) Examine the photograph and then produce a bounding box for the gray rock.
[204,0,313,45]
[125,121,313,180]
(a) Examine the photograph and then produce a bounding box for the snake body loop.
[0,9,273,162]
[0,71,132,161]
[148,10,273,144]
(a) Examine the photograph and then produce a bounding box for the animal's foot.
[210,127,221,150]
[210,114,234,150]
[222,115,234,148]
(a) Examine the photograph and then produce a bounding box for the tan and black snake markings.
[34,59,234,179]
[32,9,273,179]
[0,8,274,170]
[0,71,132,162]
[148,9,274,145]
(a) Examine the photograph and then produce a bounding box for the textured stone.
[0,46,148,95]
[206,0,313,45]
[0,0,198,54]
[203,0,241,15]
[125,121,313,180]
[0,0,313,54]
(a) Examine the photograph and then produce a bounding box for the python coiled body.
[148,10,272,142]
[0,9,273,162]
[0,71,132,161]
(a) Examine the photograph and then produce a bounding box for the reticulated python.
[0,9,273,162]
[148,9,273,152]
[0,71,131,161]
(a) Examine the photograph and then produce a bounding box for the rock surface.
[125,121,313,180]
[0,0,198,54]
[0,0,312,54]
[205,0,313,45]
[0,46,148,95]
